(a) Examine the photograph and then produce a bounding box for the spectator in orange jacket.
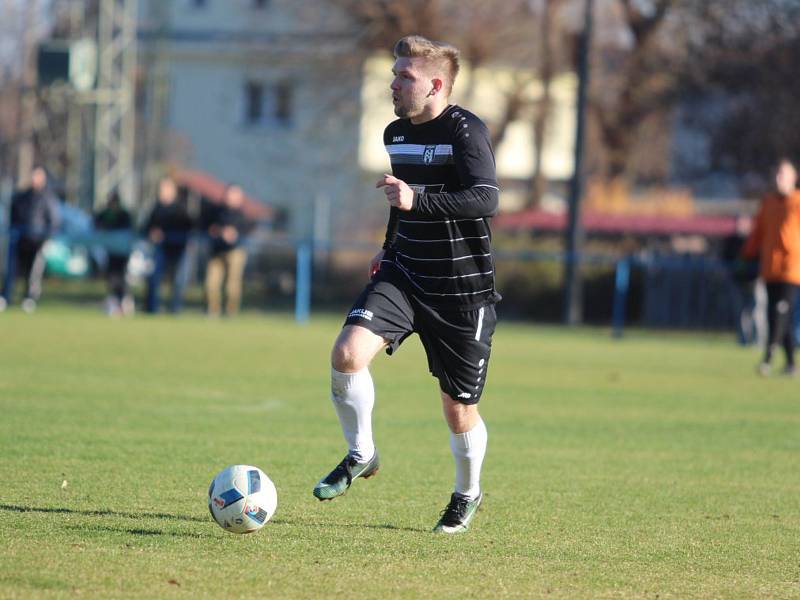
[741,158,800,376]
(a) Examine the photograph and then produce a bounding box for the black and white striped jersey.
[381,104,501,310]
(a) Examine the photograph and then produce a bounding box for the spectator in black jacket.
[143,177,193,313]
[204,184,255,317]
[723,214,767,346]
[94,191,134,315]
[1,166,61,313]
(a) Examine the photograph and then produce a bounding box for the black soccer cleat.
[433,492,483,534]
[313,449,380,501]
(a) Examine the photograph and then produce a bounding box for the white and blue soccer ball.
[208,465,277,534]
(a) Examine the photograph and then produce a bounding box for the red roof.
[494,209,737,237]
[174,169,273,220]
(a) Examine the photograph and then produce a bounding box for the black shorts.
[344,266,497,405]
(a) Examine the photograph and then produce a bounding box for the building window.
[243,80,293,127]
[244,81,264,123]
[274,81,293,125]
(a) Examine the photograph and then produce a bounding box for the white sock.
[450,418,487,500]
[331,368,375,463]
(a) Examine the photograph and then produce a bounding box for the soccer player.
[313,35,501,534]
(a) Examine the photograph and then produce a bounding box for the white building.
[139,0,576,241]
[139,0,367,239]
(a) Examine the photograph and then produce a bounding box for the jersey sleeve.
[452,113,499,190]
[412,113,499,219]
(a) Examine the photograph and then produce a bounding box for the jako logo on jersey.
[423,145,436,164]
[392,136,404,142]
[348,308,374,321]
[458,392,472,399]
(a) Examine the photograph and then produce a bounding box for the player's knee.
[331,340,365,372]
[441,392,480,433]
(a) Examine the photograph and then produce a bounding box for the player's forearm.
[412,186,498,219]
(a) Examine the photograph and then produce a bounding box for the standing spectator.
[143,177,193,314]
[204,184,255,317]
[1,165,61,313]
[94,190,134,316]
[723,214,766,346]
[741,158,800,376]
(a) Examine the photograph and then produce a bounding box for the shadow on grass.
[1,504,428,534]
[65,523,206,538]
[0,503,206,523]
[270,517,427,533]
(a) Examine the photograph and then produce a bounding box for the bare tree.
[590,0,684,181]
[585,0,800,190]
[681,0,800,184]
[337,0,546,150]
[338,0,575,209]
[0,0,89,187]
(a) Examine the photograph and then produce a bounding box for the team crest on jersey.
[423,145,436,165]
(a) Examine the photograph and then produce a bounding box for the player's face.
[158,179,177,203]
[31,167,47,191]
[225,185,244,208]
[775,161,797,196]
[390,57,434,119]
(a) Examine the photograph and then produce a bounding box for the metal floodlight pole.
[563,0,594,325]
[92,0,137,210]
[64,0,88,205]
[141,0,173,212]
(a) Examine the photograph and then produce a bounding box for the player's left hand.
[376,174,414,211]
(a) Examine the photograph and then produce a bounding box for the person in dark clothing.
[204,184,256,317]
[1,165,61,313]
[94,191,134,315]
[723,214,766,346]
[143,177,193,314]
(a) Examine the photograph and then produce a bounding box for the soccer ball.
[208,465,277,534]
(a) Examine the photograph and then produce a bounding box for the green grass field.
[1,306,798,598]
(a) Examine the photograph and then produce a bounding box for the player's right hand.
[369,249,385,278]
[376,174,414,211]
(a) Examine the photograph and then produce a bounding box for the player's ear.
[429,78,443,96]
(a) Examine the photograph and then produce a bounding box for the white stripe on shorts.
[475,306,485,341]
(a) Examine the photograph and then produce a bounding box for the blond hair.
[393,35,460,96]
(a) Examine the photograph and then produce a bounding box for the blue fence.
[2,198,798,341]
